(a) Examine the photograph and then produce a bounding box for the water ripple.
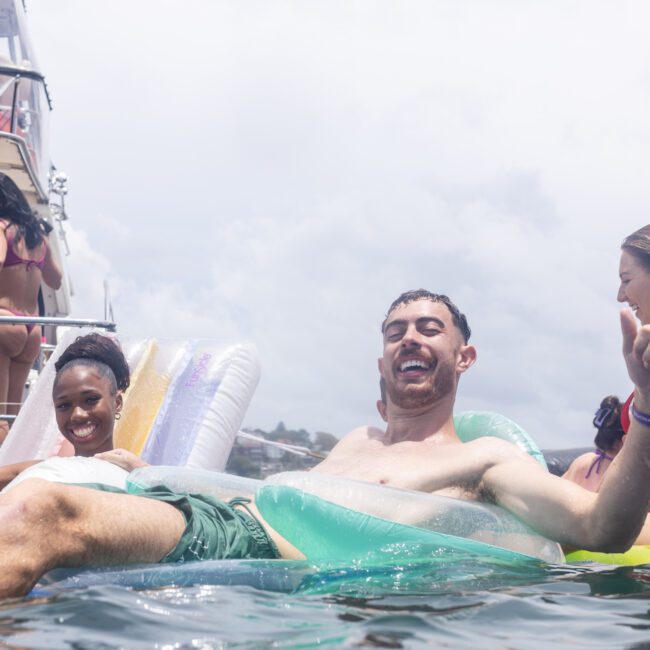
[0,564,648,648]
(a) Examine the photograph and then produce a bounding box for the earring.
[115,412,121,420]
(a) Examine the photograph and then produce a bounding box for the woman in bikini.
[0,332,145,490]
[562,396,625,492]
[0,173,62,442]
[617,224,650,433]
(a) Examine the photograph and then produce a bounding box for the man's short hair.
[381,289,471,343]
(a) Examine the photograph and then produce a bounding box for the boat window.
[0,0,37,68]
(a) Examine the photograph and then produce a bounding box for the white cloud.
[64,225,112,321]
[26,1,650,446]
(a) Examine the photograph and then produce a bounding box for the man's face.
[379,299,473,410]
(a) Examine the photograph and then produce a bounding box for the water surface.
[1,561,649,648]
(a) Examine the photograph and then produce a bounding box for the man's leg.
[0,479,186,598]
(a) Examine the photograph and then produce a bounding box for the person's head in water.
[379,290,476,411]
[619,225,650,325]
[593,395,625,455]
[52,334,130,457]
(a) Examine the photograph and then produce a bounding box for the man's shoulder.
[464,435,539,465]
[312,425,386,473]
[343,424,385,440]
[333,425,385,448]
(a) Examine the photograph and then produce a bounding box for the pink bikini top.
[3,228,45,271]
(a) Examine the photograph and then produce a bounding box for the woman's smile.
[53,365,121,456]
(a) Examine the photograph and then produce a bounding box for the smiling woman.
[617,225,650,434]
[0,333,138,490]
[52,333,130,456]
[618,225,650,327]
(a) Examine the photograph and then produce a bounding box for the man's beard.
[386,362,455,410]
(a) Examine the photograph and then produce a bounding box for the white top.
[2,456,128,492]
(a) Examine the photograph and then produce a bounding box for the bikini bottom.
[0,308,36,335]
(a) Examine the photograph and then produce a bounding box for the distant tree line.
[225,422,338,479]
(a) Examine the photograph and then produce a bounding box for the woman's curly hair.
[54,333,130,393]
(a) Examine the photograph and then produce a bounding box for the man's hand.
[621,310,650,404]
[94,449,148,472]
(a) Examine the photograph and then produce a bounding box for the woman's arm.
[484,312,650,552]
[41,239,62,290]
[0,460,40,490]
[631,514,650,545]
[0,223,8,269]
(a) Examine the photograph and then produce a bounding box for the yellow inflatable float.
[565,546,650,566]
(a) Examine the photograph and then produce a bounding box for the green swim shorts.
[79,483,280,562]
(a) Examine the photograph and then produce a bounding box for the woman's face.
[618,250,650,325]
[53,365,122,456]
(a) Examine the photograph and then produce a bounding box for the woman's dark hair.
[0,172,47,249]
[622,225,650,273]
[593,395,625,453]
[54,334,130,393]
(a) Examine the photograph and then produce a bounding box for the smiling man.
[313,289,650,535]
[381,292,473,410]
[313,290,484,493]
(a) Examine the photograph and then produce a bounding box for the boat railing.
[0,316,116,331]
[0,64,52,194]
[0,315,116,420]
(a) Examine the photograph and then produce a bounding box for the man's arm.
[483,311,650,552]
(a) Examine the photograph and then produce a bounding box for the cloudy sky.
[26,1,650,447]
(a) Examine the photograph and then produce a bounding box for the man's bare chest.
[317,438,479,500]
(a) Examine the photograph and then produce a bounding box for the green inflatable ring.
[129,410,560,565]
[255,484,557,565]
[454,411,547,469]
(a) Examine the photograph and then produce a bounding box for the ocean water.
[1,560,649,649]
